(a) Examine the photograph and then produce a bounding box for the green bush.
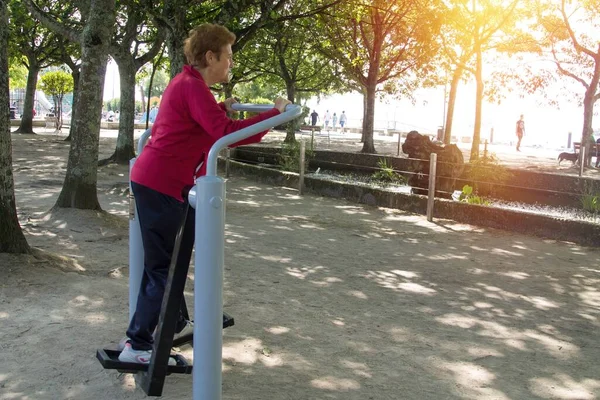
[458,185,490,205]
[371,158,407,185]
[581,184,600,213]
[278,141,314,173]
[468,153,512,194]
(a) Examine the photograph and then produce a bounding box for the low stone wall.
[233,146,597,209]
[221,158,600,247]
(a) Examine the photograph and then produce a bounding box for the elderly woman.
[119,23,290,364]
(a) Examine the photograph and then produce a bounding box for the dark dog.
[558,152,578,165]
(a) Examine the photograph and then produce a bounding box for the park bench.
[573,141,600,156]
[300,124,322,132]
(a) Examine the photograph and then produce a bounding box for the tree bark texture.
[55,0,115,209]
[14,62,39,134]
[444,67,463,145]
[165,3,187,79]
[470,46,483,161]
[361,79,377,154]
[64,69,81,142]
[108,57,136,163]
[580,59,600,167]
[0,1,30,254]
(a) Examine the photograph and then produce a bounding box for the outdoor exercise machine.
[97,103,302,398]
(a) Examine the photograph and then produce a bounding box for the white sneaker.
[118,342,176,366]
[153,320,194,342]
[174,320,194,341]
[116,336,129,352]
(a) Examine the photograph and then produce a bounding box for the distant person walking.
[310,110,319,126]
[324,110,331,130]
[332,112,337,130]
[339,111,347,133]
[515,114,525,152]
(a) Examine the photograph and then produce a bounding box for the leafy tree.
[240,16,343,142]
[28,0,116,210]
[533,0,600,166]
[8,57,27,88]
[437,0,522,161]
[0,0,30,254]
[101,0,165,165]
[9,0,62,134]
[318,0,442,153]
[38,70,73,131]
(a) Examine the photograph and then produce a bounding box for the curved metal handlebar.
[137,128,153,155]
[231,103,282,113]
[205,103,302,176]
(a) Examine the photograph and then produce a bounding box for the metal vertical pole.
[128,128,152,321]
[193,176,226,400]
[128,158,144,321]
[299,140,305,195]
[397,132,402,156]
[225,148,231,178]
[427,153,438,222]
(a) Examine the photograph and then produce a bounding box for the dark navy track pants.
[126,182,190,350]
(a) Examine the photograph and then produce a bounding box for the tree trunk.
[580,59,600,167]
[103,57,136,164]
[55,0,115,210]
[470,46,483,161]
[361,92,367,142]
[165,5,187,79]
[581,90,595,167]
[139,85,146,114]
[14,63,39,134]
[284,82,296,143]
[0,2,30,254]
[444,66,463,145]
[64,69,80,142]
[56,95,62,131]
[361,82,376,154]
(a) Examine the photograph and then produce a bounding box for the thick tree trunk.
[103,58,136,164]
[470,47,483,161]
[444,67,463,145]
[0,2,30,254]
[55,0,115,210]
[165,5,187,79]
[14,63,39,134]
[361,83,376,154]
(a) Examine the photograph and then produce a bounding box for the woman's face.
[208,44,233,84]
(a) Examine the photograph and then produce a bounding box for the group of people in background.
[310,109,347,133]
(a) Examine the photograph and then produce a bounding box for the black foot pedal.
[96,349,192,374]
[223,312,235,329]
[172,312,235,347]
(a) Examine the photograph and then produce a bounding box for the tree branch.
[26,0,80,43]
[560,0,596,58]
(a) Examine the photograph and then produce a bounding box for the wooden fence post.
[427,153,438,222]
[299,140,306,195]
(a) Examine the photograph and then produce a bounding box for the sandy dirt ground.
[1,129,600,400]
